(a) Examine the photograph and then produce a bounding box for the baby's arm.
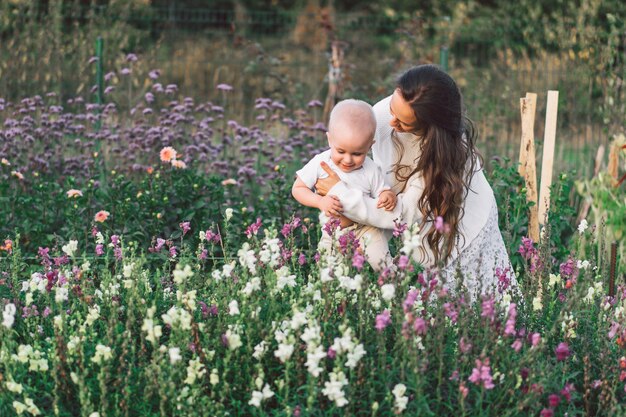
[377,189,397,211]
[292,176,343,217]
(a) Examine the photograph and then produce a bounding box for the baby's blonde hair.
[328,99,376,142]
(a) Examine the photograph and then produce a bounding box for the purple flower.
[559,257,579,280]
[209,304,218,316]
[352,252,365,270]
[548,393,561,408]
[504,303,517,336]
[246,218,262,238]
[148,69,161,80]
[114,247,122,261]
[481,296,496,322]
[216,83,233,91]
[327,347,336,359]
[511,339,523,352]
[298,253,306,265]
[155,238,166,252]
[518,237,536,260]
[459,337,472,353]
[413,317,427,335]
[120,68,131,75]
[375,309,391,332]
[540,409,554,417]
[42,307,51,318]
[397,255,410,270]
[434,216,450,233]
[443,302,458,324]
[403,289,419,313]
[179,221,191,236]
[198,249,208,260]
[530,332,541,347]
[111,235,120,246]
[307,100,323,107]
[393,221,407,237]
[169,246,177,257]
[126,53,138,62]
[555,342,571,361]
[468,358,495,389]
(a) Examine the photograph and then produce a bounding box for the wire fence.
[1,5,624,174]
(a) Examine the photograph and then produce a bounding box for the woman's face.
[389,89,417,133]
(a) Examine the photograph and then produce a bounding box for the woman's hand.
[315,161,341,196]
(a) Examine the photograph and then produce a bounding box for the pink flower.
[459,337,472,354]
[179,221,191,236]
[555,342,571,361]
[459,382,469,398]
[216,83,233,91]
[397,255,410,270]
[352,252,365,270]
[222,178,237,186]
[530,332,541,347]
[468,357,495,389]
[413,317,427,335]
[481,296,495,322]
[375,310,391,332]
[160,146,177,162]
[95,244,104,256]
[171,159,187,169]
[548,393,561,408]
[94,210,110,223]
[511,339,523,352]
[504,303,517,336]
[66,189,83,198]
[540,409,554,417]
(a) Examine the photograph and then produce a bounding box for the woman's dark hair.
[392,64,482,265]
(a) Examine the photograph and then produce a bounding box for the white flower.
[225,208,234,221]
[548,273,561,288]
[393,383,409,413]
[241,277,261,297]
[92,344,112,364]
[381,284,396,301]
[345,343,366,369]
[169,347,182,364]
[199,231,206,242]
[290,310,307,330]
[248,383,275,408]
[238,243,257,274]
[253,341,267,360]
[274,343,294,363]
[225,327,243,350]
[89,413,100,417]
[210,368,219,385]
[276,266,297,290]
[85,305,100,326]
[62,240,78,257]
[161,306,192,331]
[123,263,134,278]
[6,380,23,393]
[578,219,588,234]
[2,303,16,328]
[55,286,69,304]
[577,259,590,270]
[228,300,240,316]
[305,344,327,377]
[322,371,349,407]
[142,306,162,345]
[184,357,206,385]
[173,264,194,285]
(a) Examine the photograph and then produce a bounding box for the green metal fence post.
[439,45,449,72]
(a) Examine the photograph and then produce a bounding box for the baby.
[292,99,396,269]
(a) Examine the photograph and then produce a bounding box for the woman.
[316,64,516,298]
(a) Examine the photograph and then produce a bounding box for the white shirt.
[296,149,389,198]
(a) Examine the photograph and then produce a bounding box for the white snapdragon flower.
[290,310,307,330]
[123,263,134,278]
[2,303,16,328]
[322,371,349,407]
[381,284,396,301]
[577,219,588,234]
[62,240,78,257]
[238,243,257,274]
[161,307,192,331]
[305,344,327,377]
[92,344,112,365]
[345,343,366,369]
[173,264,194,285]
[85,305,100,326]
[55,286,69,304]
[274,343,294,363]
[577,259,590,270]
[142,306,162,345]
[253,341,267,360]
[6,380,23,393]
[276,266,296,290]
[210,368,219,385]
[95,232,105,244]
[548,273,561,288]
[248,383,275,408]
[225,208,234,221]
[169,347,182,364]
[184,357,206,385]
[228,300,240,316]
[392,383,409,413]
[225,326,243,350]
[241,277,261,297]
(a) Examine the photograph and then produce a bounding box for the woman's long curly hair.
[393,65,482,265]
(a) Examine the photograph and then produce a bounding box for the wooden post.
[538,91,559,225]
[323,40,346,125]
[519,93,540,242]
[578,144,605,223]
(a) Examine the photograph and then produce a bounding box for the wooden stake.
[519,93,540,242]
[578,144,606,223]
[538,91,558,226]
[609,242,617,297]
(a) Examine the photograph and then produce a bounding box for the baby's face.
[327,130,372,173]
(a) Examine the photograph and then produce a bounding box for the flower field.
[1,58,626,416]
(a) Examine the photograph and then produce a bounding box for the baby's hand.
[319,195,343,218]
[377,190,397,211]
